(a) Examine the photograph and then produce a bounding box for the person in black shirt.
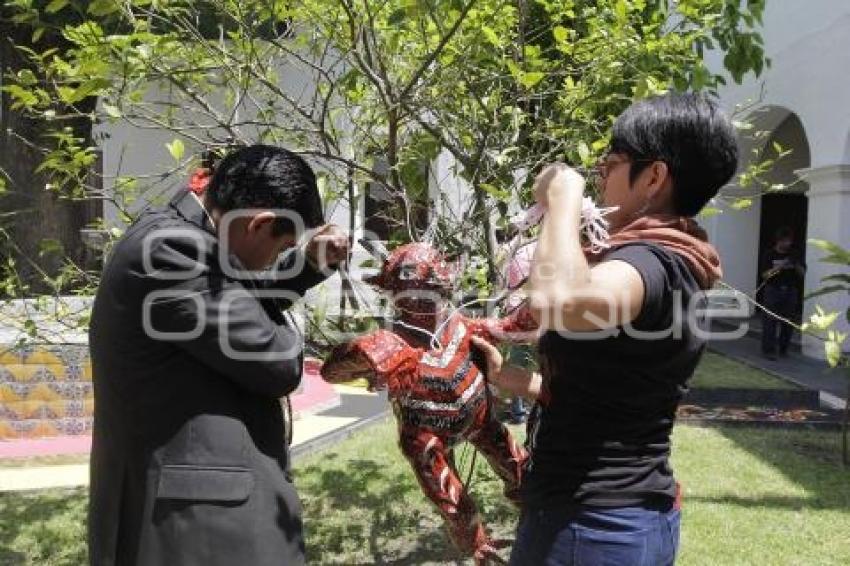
[472,93,737,566]
[760,226,805,359]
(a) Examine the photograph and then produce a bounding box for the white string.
[394,318,439,343]
[508,199,619,254]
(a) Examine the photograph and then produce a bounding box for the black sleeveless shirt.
[521,242,707,509]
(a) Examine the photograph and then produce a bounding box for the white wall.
[93,46,356,230]
[706,1,850,357]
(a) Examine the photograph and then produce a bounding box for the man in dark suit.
[88,145,348,565]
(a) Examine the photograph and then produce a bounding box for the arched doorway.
[755,112,811,350]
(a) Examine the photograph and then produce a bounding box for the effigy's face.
[365,242,456,314]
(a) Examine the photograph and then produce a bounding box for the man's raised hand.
[305,224,350,271]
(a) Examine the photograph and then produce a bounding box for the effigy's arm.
[465,300,539,346]
[320,329,422,394]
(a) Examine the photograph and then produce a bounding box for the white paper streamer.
[508,199,618,254]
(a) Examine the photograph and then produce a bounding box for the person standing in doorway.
[760,226,806,359]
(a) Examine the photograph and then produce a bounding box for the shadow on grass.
[0,487,88,565]
[298,454,517,565]
[717,425,850,511]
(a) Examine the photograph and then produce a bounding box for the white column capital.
[795,164,850,197]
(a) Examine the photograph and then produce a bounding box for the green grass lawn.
[690,351,797,390]
[0,487,87,566]
[0,353,838,565]
[3,421,848,565]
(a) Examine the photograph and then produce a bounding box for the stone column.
[795,164,850,359]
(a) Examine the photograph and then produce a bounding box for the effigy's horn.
[359,237,390,262]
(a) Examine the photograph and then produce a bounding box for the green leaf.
[808,307,840,331]
[698,206,722,219]
[553,26,569,43]
[24,318,38,338]
[809,239,850,265]
[45,0,69,14]
[166,139,185,162]
[70,78,111,103]
[519,72,545,89]
[479,183,510,201]
[57,86,76,104]
[615,0,629,20]
[731,198,753,210]
[805,285,850,301]
[825,337,844,368]
[2,85,39,108]
[481,26,500,47]
[821,274,850,285]
[577,141,591,164]
[88,0,119,17]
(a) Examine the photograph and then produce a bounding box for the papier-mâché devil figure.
[320,239,538,564]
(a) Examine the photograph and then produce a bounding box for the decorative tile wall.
[0,345,93,440]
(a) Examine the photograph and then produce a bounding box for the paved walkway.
[709,335,847,408]
[0,385,388,492]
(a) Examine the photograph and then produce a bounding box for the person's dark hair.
[610,92,739,216]
[207,145,324,235]
[775,226,794,242]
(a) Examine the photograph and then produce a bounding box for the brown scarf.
[587,214,722,290]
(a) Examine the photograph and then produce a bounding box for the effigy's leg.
[398,427,490,558]
[469,408,528,505]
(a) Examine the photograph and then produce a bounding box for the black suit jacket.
[88,190,327,565]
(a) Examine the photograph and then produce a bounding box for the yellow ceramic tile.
[46,400,67,418]
[2,364,41,383]
[24,348,64,366]
[29,421,59,438]
[25,383,61,402]
[0,349,21,366]
[19,400,48,419]
[0,385,22,404]
[0,422,18,440]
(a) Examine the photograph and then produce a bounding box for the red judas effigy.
[320,241,538,564]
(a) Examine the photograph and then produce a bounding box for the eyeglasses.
[594,153,659,180]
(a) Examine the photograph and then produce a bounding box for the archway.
[755,112,811,349]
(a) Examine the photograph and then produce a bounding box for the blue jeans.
[509,504,680,565]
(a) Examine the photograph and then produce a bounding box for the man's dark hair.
[207,145,324,235]
[610,92,739,216]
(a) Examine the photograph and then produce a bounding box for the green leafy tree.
[0,0,115,297]
[0,0,769,335]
